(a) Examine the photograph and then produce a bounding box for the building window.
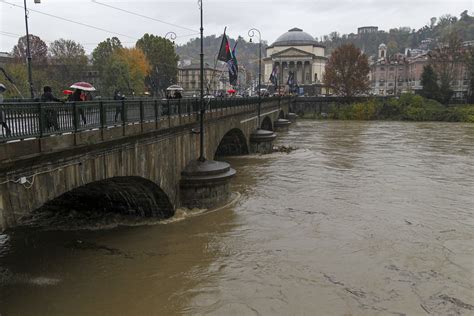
[380,67,385,71]
[389,67,394,71]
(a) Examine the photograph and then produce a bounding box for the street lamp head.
[34,0,41,3]
[165,31,177,43]
[248,28,261,42]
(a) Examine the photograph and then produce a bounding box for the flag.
[269,64,279,86]
[287,71,296,87]
[217,29,238,86]
[217,30,231,62]
[228,43,238,86]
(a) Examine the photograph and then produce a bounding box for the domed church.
[263,28,327,95]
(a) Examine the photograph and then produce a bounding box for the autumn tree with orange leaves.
[323,44,370,97]
[115,48,150,96]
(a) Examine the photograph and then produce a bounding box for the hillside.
[319,10,473,57]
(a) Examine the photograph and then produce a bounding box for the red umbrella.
[70,81,96,91]
[63,89,74,95]
[227,89,236,94]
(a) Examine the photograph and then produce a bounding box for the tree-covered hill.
[318,10,473,57]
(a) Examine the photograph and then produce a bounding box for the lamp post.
[248,28,261,128]
[23,0,35,98]
[198,0,205,161]
[179,0,236,210]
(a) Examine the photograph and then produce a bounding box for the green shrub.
[311,96,473,122]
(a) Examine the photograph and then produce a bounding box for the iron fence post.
[100,101,105,128]
[72,102,78,132]
[154,99,158,129]
[139,100,144,124]
[38,103,44,138]
[122,100,127,125]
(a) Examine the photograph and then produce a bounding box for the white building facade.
[263,28,327,95]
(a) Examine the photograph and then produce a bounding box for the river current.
[0,120,473,315]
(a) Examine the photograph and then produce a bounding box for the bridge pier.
[180,160,236,209]
[249,129,277,154]
[287,113,299,122]
[274,118,292,132]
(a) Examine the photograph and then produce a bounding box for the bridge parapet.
[0,97,290,164]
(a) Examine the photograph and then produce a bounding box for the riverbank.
[299,94,474,122]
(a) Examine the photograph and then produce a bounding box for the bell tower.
[378,43,387,59]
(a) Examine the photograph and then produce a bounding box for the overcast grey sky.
[0,0,472,54]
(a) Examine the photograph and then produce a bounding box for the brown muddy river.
[0,120,473,315]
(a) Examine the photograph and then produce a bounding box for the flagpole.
[198,0,205,162]
[248,28,261,129]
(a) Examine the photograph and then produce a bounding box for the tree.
[465,47,474,103]
[114,48,150,96]
[323,44,370,97]
[92,37,123,74]
[420,64,440,100]
[12,34,48,63]
[48,39,88,85]
[100,54,131,97]
[387,40,399,57]
[429,32,463,103]
[136,33,179,96]
[91,37,123,93]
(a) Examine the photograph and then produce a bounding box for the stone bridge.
[0,97,292,230]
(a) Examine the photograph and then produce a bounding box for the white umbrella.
[70,81,96,91]
[166,85,184,91]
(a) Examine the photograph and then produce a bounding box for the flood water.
[0,120,473,315]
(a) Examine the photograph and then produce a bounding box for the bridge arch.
[261,116,273,131]
[36,176,174,219]
[214,128,249,157]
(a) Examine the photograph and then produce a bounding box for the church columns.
[305,61,310,84]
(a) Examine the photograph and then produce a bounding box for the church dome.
[272,28,319,47]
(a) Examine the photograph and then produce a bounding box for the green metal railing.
[0,97,289,142]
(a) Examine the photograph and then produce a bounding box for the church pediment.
[271,47,315,58]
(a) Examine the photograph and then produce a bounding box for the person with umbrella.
[0,83,11,136]
[68,82,96,125]
[68,89,86,125]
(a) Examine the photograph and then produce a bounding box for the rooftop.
[271,28,322,47]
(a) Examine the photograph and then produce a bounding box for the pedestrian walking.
[40,86,62,131]
[113,90,124,122]
[69,89,86,125]
[0,83,12,137]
